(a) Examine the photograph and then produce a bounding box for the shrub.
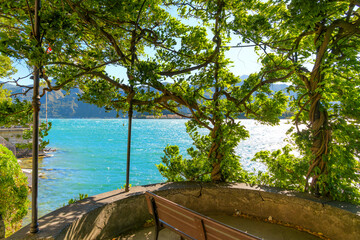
[0,145,29,237]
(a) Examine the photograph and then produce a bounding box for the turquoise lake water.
[26,118,292,223]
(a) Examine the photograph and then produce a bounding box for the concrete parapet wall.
[0,128,30,145]
[7,182,360,240]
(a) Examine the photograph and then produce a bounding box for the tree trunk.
[209,125,224,182]
[305,90,331,195]
[304,26,332,195]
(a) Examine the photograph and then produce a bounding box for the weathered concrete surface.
[7,182,360,240]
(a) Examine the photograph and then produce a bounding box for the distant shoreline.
[19,149,55,189]
[41,116,291,120]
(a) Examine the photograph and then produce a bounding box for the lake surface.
[24,118,292,224]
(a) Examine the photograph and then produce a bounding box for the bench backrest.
[145,191,260,240]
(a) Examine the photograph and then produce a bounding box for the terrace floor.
[117,214,322,240]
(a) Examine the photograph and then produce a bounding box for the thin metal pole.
[30,0,41,234]
[125,14,140,192]
[124,0,147,193]
[45,91,48,127]
[125,96,133,192]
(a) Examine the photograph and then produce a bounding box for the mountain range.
[2,75,291,118]
[2,83,119,118]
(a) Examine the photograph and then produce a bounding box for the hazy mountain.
[2,83,119,118]
[2,75,293,118]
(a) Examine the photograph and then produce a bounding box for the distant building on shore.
[0,126,32,158]
[0,126,30,145]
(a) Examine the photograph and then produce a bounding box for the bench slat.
[150,194,207,239]
[156,206,201,238]
[145,191,261,240]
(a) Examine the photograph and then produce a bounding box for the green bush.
[0,145,29,237]
[63,193,88,207]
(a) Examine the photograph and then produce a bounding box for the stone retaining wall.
[7,182,360,240]
[0,128,30,145]
[0,128,35,158]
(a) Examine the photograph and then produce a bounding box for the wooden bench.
[145,191,261,240]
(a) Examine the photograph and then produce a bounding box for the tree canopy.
[0,0,359,203]
[1,0,289,182]
[234,0,360,203]
[0,53,32,126]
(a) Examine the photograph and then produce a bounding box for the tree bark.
[302,22,334,195]
[305,74,331,195]
[209,125,224,182]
